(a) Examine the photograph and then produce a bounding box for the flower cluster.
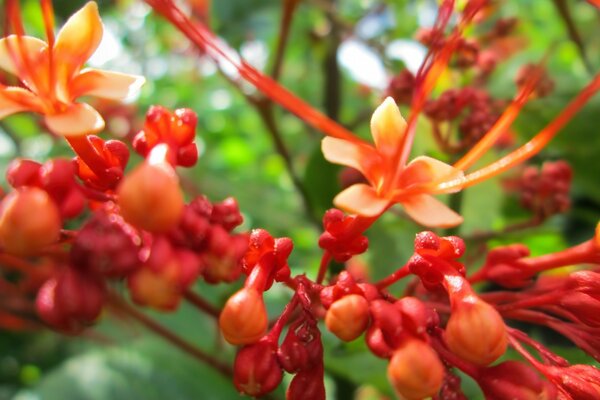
[0,0,599,399]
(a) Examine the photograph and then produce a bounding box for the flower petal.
[333,183,390,217]
[0,86,44,119]
[400,156,464,193]
[0,35,47,77]
[53,2,103,100]
[370,97,407,158]
[69,68,145,101]
[402,194,463,228]
[44,103,104,137]
[321,137,382,185]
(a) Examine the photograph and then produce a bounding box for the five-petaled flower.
[0,1,144,137]
[322,97,464,228]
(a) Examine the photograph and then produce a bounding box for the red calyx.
[318,209,368,263]
[243,229,292,290]
[36,267,106,335]
[75,136,130,191]
[233,337,283,397]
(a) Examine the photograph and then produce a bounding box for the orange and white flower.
[0,1,144,137]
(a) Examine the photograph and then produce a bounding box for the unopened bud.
[478,361,556,399]
[445,297,507,365]
[117,161,184,232]
[0,187,61,255]
[325,294,370,342]
[387,338,444,400]
[219,288,268,345]
[234,338,282,397]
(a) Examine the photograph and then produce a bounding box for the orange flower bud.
[0,187,61,255]
[219,288,268,345]
[117,161,183,232]
[387,338,444,400]
[445,297,507,365]
[127,266,181,311]
[325,294,370,342]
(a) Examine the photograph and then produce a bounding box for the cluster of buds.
[518,160,572,219]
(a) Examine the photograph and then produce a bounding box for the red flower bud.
[118,161,184,232]
[445,297,507,365]
[478,361,556,399]
[546,364,600,400]
[36,268,106,334]
[234,338,282,397]
[387,339,444,400]
[325,294,370,342]
[0,187,61,255]
[6,159,41,187]
[287,365,326,400]
[219,288,268,345]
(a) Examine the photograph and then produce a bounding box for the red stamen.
[434,73,600,192]
[453,61,547,171]
[145,0,361,144]
[40,0,56,91]
[5,0,42,96]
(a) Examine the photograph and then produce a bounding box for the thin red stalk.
[110,295,232,377]
[495,292,562,312]
[268,295,299,339]
[145,0,360,143]
[518,239,599,272]
[182,289,220,319]
[0,253,38,273]
[430,334,479,378]
[435,73,600,192]
[374,263,410,289]
[316,251,332,285]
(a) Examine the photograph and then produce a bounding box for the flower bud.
[234,338,282,397]
[478,361,556,400]
[445,297,507,365]
[287,365,326,400]
[36,268,106,334]
[325,294,370,342]
[117,161,184,232]
[219,288,268,345]
[0,187,61,255]
[127,266,181,311]
[387,338,444,400]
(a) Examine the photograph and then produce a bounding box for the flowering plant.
[0,0,599,399]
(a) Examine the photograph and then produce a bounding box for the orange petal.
[0,86,43,119]
[44,103,104,137]
[400,156,464,193]
[333,183,390,217]
[402,194,463,228]
[53,2,103,100]
[69,68,145,101]
[321,137,382,185]
[370,97,407,158]
[0,35,47,77]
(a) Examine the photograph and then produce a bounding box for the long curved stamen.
[5,0,41,96]
[433,73,600,193]
[145,0,363,144]
[40,0,56,95]
[453,60,548,171]
[386,0,484,195]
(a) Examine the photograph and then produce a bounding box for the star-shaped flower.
[0,1,144,136]
[322,97,464,227]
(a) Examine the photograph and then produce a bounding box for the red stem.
[316,252,331,285]
[374,263,410,289]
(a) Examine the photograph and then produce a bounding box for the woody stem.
[110,294,232,377]
[182,289,220,319]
